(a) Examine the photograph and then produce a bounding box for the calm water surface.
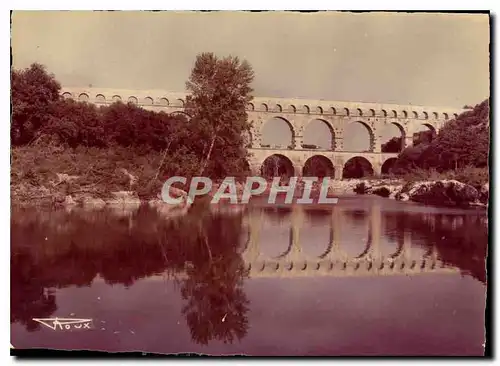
[11,196,487,356]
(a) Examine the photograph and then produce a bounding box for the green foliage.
[185,52,255,177]
[47,99,106,148]
[393,99,490,176]
[381,136,402,153]
[11,63,61,145]
[11,58,255,183]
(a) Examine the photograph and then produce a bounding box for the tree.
[381,136,403,153]
[11,63,61,145]
[392,98,489,173]
[47,98,105,148]
[185,53,255,177]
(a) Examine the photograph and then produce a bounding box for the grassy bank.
[10,144,195,205]
[11,145,490,207]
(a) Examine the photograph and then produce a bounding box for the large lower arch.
[342,157,374,179]
[381,122,406,153]
[302,119,335,150]
[260,117,295,149]
[302,155,335,178]
[343,121,375,152]
[261,154,295,179]
[381,157,398,175]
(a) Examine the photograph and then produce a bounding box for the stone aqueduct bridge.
[61,87,464,179]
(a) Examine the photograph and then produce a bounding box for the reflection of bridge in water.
[237,202,459,278]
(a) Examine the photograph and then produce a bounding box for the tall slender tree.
[185,53,254,177]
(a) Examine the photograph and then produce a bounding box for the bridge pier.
[334,165,343,180]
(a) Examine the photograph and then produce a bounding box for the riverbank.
[11,176,489,211]
[11,146,489,210]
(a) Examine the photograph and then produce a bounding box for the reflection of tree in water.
[171,211,250,345]
[382,211,487,284]
[11,253,57,331]
[11,204,251,344]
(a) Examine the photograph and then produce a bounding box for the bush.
[393,99,489,174]
[372,186,391,198]
[354,182,369,195]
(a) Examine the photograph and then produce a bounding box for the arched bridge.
[61,87,464,179]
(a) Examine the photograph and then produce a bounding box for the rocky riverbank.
[11,174,489,216]
[342,179,489,208]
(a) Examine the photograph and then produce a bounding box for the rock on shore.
[335,178,488,208]
[398,180,482,207]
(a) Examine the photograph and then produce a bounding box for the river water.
[11,196,487,356]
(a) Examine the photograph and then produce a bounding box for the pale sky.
[11,11,490,150]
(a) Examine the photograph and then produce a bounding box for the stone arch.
[343,121,375,152]
[96,94,105,102]
[423,123,437,134]
[276,104,283,113]
[453,113,458,119]
[381,122,406,153]
[381,109,388,117]
[159,97,169,106]
[176,99,185,107]
[78,93,89,102]
[342,156,374,179]
[302,119,335,150]
[432,112,439,119]
[289,105,296,113]
[443,112,449,120]
[390,110,397,118]
[128,96,138,104]
[316,106,323,115]
[260,103,269,112]
[62,92,73,99]
[413,123,437,145]
[423,111,429,119]
[247,103,254,111]
[412,111,418,119]
[302,105,310,114]
[381,157,398,175]
[343,108,350,116]
[169,111,191,120]
[369,109,376,117]
[330,107,337,115]
[144,96,154,105]
[302,155,335,178]
[357,108,363,117]
[112,95,122,102]
[261,154,295,178]
[402,110,408,118]
[260,117,295,148]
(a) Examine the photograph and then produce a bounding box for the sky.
[11,11,490,150]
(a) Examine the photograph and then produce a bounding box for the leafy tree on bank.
[381,136,403,153]
[47,99,106,148]
[393,99,490,174]
[11,63,61,145]
[185,52,255,177]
